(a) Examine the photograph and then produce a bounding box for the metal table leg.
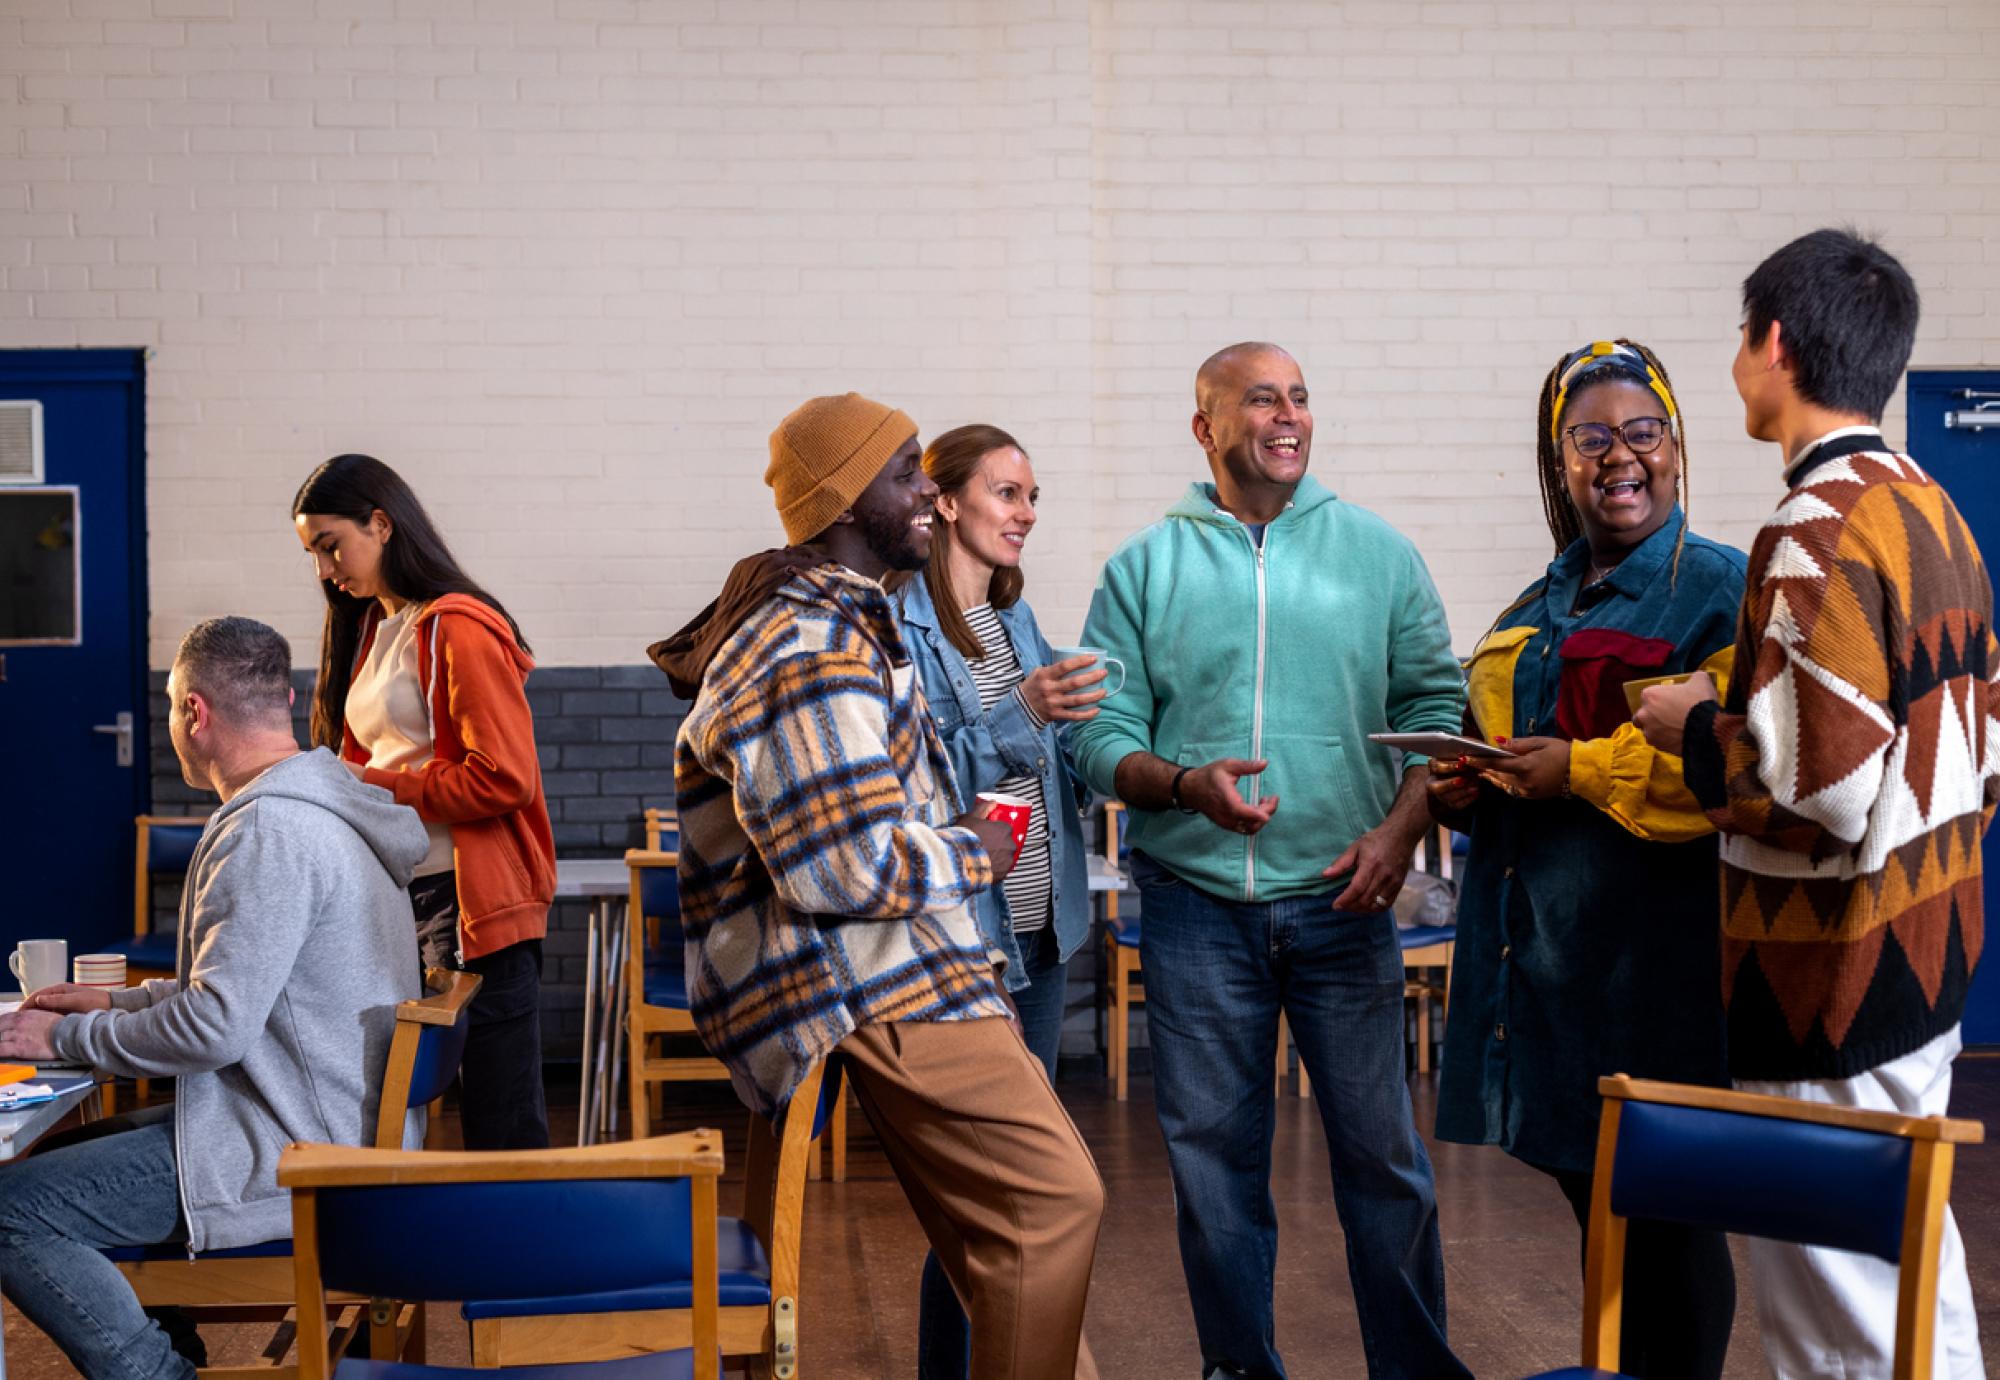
[578,904,600,1148]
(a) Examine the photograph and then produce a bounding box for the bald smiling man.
[1071,343,1472,1380]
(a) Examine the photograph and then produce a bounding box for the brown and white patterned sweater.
[1683,430,2000,1080]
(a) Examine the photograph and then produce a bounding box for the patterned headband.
[1549,341,1679,445]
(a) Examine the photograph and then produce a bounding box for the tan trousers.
[837,1016,1104,1380]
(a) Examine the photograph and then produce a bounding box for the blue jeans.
[1133,852,1467,1380]
[0,1111,197,1380]
[915,924,1070,1380]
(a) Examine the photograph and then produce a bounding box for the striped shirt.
[962,604,1054,933]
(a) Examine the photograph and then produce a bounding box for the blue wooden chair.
[1398,923,1455,1074]
[624,845,728,1142]
[465,1060,838,1380]
[101,814,205,1110]
[1098,801,1145,1101]
[282,1129,724,1380]
[112,814,206,981]
[112,969,482,1369]
[1525,1074,1986,1380]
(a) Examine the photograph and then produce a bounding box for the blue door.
[0,350,149,959]
[1908,368,2000,1046]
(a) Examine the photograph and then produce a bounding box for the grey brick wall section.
[146,664,689,1060]
[142,664,1133,1075]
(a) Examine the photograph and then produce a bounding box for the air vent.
[0,401,44,483]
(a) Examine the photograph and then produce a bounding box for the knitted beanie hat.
[765,393,918,545]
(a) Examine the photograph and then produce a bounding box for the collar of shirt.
[1547,506,1684,612]
[1783,425,1886,484]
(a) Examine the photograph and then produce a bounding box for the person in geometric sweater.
[1639,228,1997,1380]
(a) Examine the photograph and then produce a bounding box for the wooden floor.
[6,1060,1998,1378]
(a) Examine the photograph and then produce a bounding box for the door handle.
[92,710,134,767]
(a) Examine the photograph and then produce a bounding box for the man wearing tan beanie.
[654,392,1105,1380]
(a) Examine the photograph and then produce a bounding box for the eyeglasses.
[1562,417,1671,460]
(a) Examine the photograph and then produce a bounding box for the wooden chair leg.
[1109,947,1130,1103]
[830,1080,848,1183]
[1275,1013,1288,1095]
[1416,988,1432,1073]
[628,1029,649,1143]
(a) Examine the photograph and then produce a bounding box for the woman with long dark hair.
[1428,341,1746,1377]
[892,423,1104,1380]
[293,454,555,1150]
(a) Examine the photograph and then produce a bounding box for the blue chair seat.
[1105,915,1139,948]
[460,1218,771,1320]
[642,962,692,1011]
[1398,924,1456,951]
[103,1238,292,1264]
[105,934,178,972]
[335,1350,703,1380]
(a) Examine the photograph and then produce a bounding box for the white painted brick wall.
[3,0,1997,664]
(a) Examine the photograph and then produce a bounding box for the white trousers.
[1736,1025,1986,1380]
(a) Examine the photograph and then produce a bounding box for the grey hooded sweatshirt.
[52,748,426,1252]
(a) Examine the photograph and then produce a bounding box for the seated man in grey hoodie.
[0,616,426,1380]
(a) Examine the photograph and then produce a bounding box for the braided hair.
[1534,337,1690,581]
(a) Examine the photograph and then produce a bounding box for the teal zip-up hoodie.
[1073,475,1465,903]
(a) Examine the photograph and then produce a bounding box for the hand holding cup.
[955,804,1022,884]
[1021,654,1107,723]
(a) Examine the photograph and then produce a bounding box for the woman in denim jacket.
[893,423,1106,1380]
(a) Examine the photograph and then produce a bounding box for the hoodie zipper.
[1246,530,1269,903]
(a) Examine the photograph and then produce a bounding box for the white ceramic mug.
[10,939,68,997]
[1052,646,1126,697]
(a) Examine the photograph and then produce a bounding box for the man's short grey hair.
[175,617,293,726]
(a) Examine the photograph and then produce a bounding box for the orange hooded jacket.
[342,593,556,961]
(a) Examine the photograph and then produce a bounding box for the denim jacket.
[894,573,1092,989]
[1435,514,1746,1172]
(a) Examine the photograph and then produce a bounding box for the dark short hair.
[1742,228,1919,420]
[175,617,293,725]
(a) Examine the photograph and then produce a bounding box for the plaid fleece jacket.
[1683,431,2000,1080]
[674,562,1008,1116]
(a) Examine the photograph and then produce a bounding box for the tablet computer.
[1368,731,1515,759]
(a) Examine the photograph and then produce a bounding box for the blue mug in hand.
[1051,647,1125,697]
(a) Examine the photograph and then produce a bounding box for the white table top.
[0,1075,96,1163]
[553,858,635,897]
[1087,854,1128,893]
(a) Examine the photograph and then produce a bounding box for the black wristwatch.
[1170,765,1198,815]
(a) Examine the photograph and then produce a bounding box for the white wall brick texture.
[2,0,1997,664]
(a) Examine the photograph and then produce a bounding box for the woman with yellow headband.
[1427,340,1747,1378]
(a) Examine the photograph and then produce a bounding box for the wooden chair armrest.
[280,1130,725,1188]
[395,969,482,1027]
[1599,1075,1986,1144]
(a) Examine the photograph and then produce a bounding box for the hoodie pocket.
[1253,733,1373,886]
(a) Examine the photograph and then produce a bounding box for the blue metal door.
[1908,368,2000,1045]
[0,350,148,957]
